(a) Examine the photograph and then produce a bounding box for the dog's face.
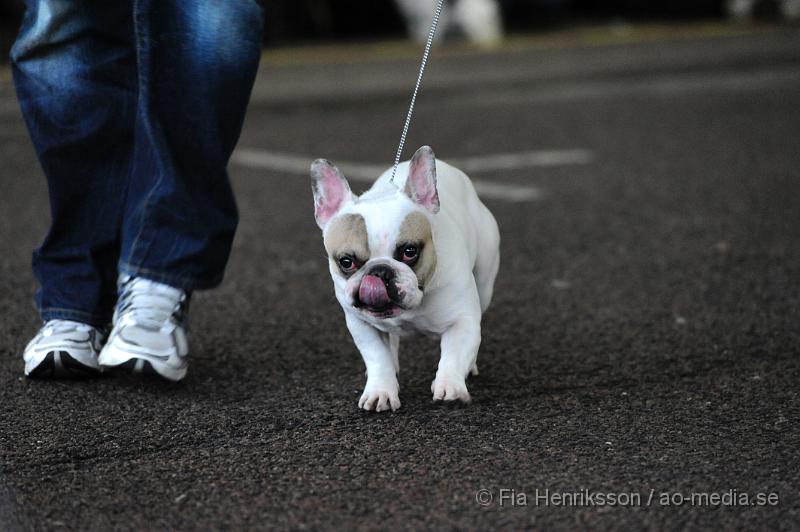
[311,146,440,319]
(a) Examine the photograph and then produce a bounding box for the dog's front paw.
[431,374,471,403]
[359,381,401,412]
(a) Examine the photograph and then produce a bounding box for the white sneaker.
[98,275,190,381]
[23,319,104,378]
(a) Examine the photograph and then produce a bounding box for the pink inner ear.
[406,150,440,213]
[313,162,351,226]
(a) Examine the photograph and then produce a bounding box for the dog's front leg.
[345,313,401,412]
[432,316,481,403]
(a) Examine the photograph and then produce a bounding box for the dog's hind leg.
[473,205,500,313]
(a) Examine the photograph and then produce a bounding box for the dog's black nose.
[367,264,395,283]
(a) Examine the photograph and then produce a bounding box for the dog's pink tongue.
[359,275,390,308]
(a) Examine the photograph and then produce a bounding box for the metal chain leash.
[390,0,446,184]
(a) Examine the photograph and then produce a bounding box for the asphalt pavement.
[1,23,799,531]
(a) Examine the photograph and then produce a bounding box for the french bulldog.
[310,146,500,412]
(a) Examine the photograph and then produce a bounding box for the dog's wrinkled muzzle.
[359,275,390,309]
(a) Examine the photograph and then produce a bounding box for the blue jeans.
[11,0,265,327]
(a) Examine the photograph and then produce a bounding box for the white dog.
[311,146,500,412]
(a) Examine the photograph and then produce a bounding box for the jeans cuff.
[39,307,109,328]
[118,261,223,291]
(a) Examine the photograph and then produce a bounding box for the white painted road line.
[448,149,594,172]
[470,180,542,202]
[231,148,594,202]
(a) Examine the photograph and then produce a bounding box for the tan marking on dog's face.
[324,214,369,277]
[397,211,437,288]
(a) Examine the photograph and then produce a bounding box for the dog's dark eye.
[403,245,418,261]
[394,243,422,265]
[338,256,358,273]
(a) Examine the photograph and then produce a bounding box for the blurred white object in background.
[395,0,504,46]
[781,0,800,19]
[725,0,757,19]
[725,0,800,20]
[452,0,504,45]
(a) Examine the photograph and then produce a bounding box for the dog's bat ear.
[311,159,353,229]
[405,146,440,214]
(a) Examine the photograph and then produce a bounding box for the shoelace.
[42,319,93,337]
[117,277,186,331]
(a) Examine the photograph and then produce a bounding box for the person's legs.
[98,0,264,381]
[11,0,136,328]
[120,0,265,290]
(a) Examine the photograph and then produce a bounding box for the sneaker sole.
[99,344,187,382]
[112,359,168,379]
[26,350,102,379]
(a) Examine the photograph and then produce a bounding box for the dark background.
[0,0,790,53]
